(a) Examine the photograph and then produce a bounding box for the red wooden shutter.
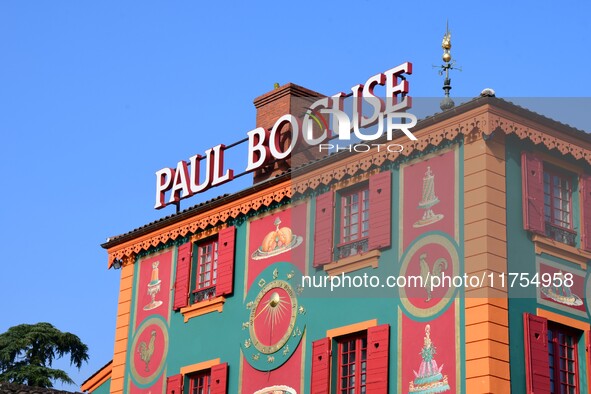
[216,226,236,296]
[173,242,192,310]
[314,192,334,267]
[580,174,591,251]
[310,337,331,394]
[366,324,390,393]
[166,374,183,394]
[368,171,392,251]
[522,152,545,235]
[524,313,550,394]
[210,362,228,394]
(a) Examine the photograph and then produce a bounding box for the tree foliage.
[0,322,89,388]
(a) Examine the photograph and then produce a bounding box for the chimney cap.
[253,83,325,109]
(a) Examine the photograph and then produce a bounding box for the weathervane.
[437,21,461,110]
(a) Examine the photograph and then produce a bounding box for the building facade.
[82,74,591,393]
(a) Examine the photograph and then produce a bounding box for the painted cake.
[409,325,450,393]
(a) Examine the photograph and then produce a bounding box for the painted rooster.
[419,253,448,302]
[138,330,157,372]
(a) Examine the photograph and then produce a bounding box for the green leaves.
[0,323,89,388]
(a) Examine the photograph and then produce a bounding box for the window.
[337,332,368,393]
[548,323,579,394]
[173,226,235,320]
[338,185,370,259]
[166,362,228,394]
[313,171,392,271]
[311,324,389,393]
[524,313,583,394]
[192,238,218,303]
[522,152,586,249]
[189,369,211,394]
[544,169,576,246]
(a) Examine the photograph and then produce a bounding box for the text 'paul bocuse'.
[154,62,416,210]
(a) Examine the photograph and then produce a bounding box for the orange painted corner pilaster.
[465,236,507,259]
[110,263,133,394]
[466,375,511,393]
[463,129,510,391]
[466,339,510,362]
[465,253,508,275]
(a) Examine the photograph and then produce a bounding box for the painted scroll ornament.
[251,217,303,260]
[414,167,444,228]
[409,325,450,393]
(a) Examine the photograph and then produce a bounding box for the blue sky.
[0,1,590,391]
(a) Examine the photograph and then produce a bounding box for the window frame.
[336,331,368,394]
[188,368,211,394]
[336,182,370,260]
[543,166,577,234]
[547,322,580,394]
[190,236,219,304]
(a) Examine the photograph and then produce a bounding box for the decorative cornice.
[487,106,591,164]
[105,102,591,265]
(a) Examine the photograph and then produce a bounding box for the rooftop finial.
[438,21,461,111]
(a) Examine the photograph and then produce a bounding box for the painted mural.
[537,257,586,318]
[400,148,458,252]
[405,320,454,393]
[398,147,461,393]
[128,250,174,394]
[241,203,309,393]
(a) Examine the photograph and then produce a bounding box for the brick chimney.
[252,83,327,184]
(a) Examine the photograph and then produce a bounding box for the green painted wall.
[124,142,466,393]
[506,136,590,392]
[91,377,111,394]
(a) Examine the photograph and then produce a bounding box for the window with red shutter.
[543,168,576,246]
[189,369,211,394]
[337,332,368,393]
[337,184,370,259]
[548,322,580,394]
[191,226,236,303]
[191,237,219,303]
[175,226,235,318]
[312,324,390,394]
[522,152,585,248]
[523,313,583,394]
[181,362,227,394]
